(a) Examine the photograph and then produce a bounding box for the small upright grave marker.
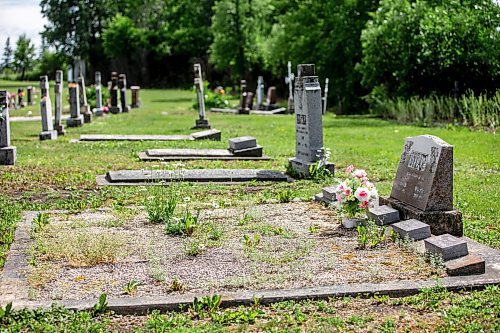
[256,76,264,110]
[0,90,16,165]
[285,61,295,113]
[265,87,277,110]
[118,74,131,113]
[17,88,25,107]
[39,76,58,141]
[27,86,34,105]
[288,64,334,177]
[131,86,141,108]
[109,72,122,114]
[66,83,84,127]
[78,72,92,123]
[54,70,65,135]
[193,64,211,129]
[380,135,462,235]
[322,78,329,114]
[93,71,104,116]
[238,80,249,114]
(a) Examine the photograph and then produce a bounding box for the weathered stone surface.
[131,86,141,108]
[445,254,485,276]
[380,196,462,236]
[0,146,16,165]
[147,149,232,157]
[367,205,400,226]
[424,234,468,261]
[39,130,58,141]
[103,169,290,184]
[67,83,84,127]
[191,129,221,141]
[194,118,211,129]
[322,186,338,201]
[80,134,193,141]
[229,136,257,150]
[391,135,453,211]
[93,71,104,116]
[391,219,431,241]
[54,70,65,135]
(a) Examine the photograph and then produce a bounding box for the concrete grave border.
[1,211,499,315]
[73,129,222,143]
[210,108,287,115]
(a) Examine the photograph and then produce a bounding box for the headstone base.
[39,130,58,141]
[238,107,250,115]
[109,106,122,114]
[229,146,263,157]
[288,158,335,179]
[54,124,66,136]
[93,108,104,117]
[380,196,462,236]
[67,115,84,127]
[83,112,92,124]
[193,118,211,129]
[122,106,131,113]
[131,103,141,109]
[0,146,16,165]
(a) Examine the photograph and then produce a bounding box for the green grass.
[0,79,498,331]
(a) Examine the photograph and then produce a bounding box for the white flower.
[212,202,220,209]
[354,187,370,202]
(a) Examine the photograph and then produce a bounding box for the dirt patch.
[27,203,443,301]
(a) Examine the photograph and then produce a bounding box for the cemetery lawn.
[0,82,499,330]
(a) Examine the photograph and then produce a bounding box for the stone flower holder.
[342,216,364,229]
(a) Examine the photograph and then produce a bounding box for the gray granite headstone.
[66,83,84,127]
[93,71,104,116]
[229,136,257,151]
[288,64,334,177]
[256,76,264,110]
[0,90,16,165]
[424,234,468,261]
[285,61,295,114]
[391,135,453,211]
[54,70,65,135]
[39,76,58,141]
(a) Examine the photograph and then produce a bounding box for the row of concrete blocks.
[317,186,485,277]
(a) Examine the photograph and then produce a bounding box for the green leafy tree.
[13,34,36,80]
[210,0,273,81]
[1,37,13,71]
[357,0,500,99]
[262,0,379,113]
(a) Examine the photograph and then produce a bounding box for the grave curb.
[2,211,499,315]
[138,152,272,161]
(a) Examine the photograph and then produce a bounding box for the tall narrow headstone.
[380,135,462,236]
[39,76,58,141]
[17,88,25,107]
[93,71,104,116]
[131,86,141,108]
[109,72,122,114]
[0,90,16,165]
[193,64,211,129]
[118,74,131,113]
[78,74,92,123]
[54,70,65,135]
[238,80,249,114]
[322,78,329,114]
[256,76,264,110]
[288,64,334,178]
[27,86,34,105]
[285,61,295,114]
[66,83,84,127]
[265,87,277,110]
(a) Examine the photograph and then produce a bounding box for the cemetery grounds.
[0,80,498,332]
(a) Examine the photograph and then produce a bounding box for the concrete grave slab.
[98,169,291,186]
[229,136,257,151]
[391,219,431,241]
[367,205,400,226]
[425,234,469,261]
[78,129,221,142]
[138,148,270,161]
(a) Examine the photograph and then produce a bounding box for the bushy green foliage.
[146,185,178,225]
[358,0,500,99]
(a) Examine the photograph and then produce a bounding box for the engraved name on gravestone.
[390,135,453,211]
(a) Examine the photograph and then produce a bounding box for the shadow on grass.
[324,115,395,129]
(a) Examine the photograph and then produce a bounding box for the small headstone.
[424,234,468,261]
[17,88,25,107]
[238,80,249,114]
[285,61,295,113]
[193,64,211,129]
[367,205,400,226]
[131,86,141,108]
[229,136,257,151]
[93,71,104,116]
[265,87,277,110]
[322,186,337,202]
[118,74,131,113]
[288,64,334,177]
[0,90,17,165]
[26,86,34,105]
[78,74,92,123]
[391,219,431,241]
[39,76,58,141]
[245,92,254,110]
[109,72,122,114]
[256,76,264,110]
[54,70,65,135]
[66,83,84,127]
[445,254,485,276]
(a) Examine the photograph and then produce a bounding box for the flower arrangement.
[334,165,378,219]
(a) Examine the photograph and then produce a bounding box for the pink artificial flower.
[345,165,355,174]
[354,187,370,202]
[353,169,367,179]
[336,194,343,204]
[359,201,369,209]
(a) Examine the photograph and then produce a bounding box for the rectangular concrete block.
[424,234,468,261]
[230,145,263,157]
[39,130,58,141]
[0,146,16,165]
[191,129,221,141]
[391,219,431,241]
[445,254,485,276]
[322,186,337,201]
[67,115,84,127]
[367,205,400,225]
[229,136,257,150]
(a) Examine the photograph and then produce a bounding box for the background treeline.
[1,0,499,116]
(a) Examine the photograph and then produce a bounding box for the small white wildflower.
[183,197,191,202]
